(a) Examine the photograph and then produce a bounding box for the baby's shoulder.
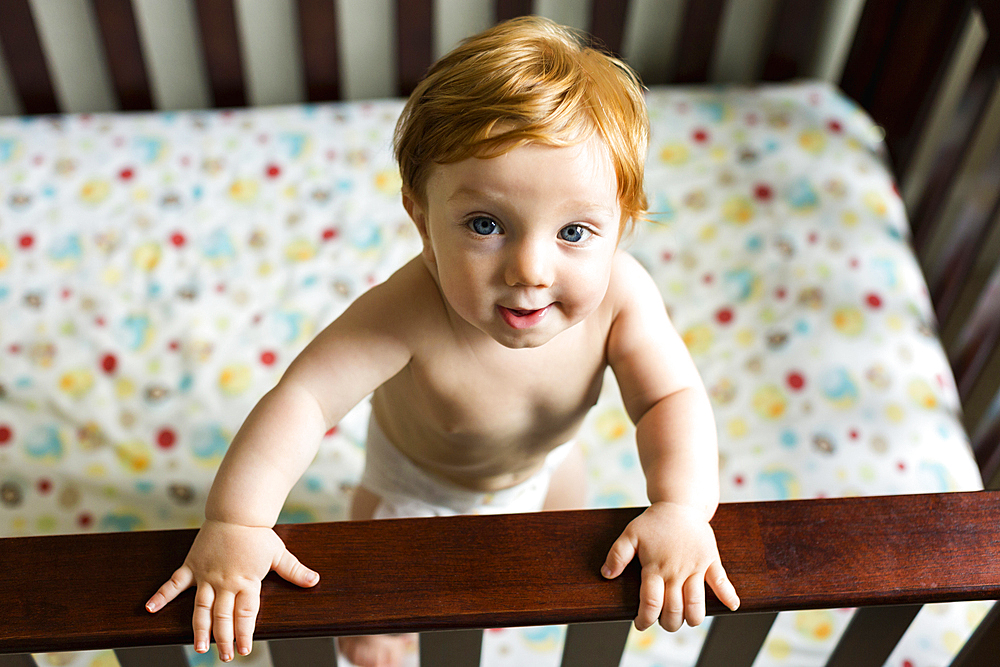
[348,256,445,335]
[605,251,661,312]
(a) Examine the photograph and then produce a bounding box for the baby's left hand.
[601,501,740,632]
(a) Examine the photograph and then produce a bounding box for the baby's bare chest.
[386,331,608,441]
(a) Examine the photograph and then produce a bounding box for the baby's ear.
[402,191,435,263]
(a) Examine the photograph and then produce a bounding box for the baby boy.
[146,16,740,666]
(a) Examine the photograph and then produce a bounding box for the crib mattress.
[0,82,988,667]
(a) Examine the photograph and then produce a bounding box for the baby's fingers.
[706,560,740,611]
[601,533,638,580]
[635,572,664,631]
[272,546,320,589]
[234,588,261,658]
[682,573,706,628]
[146,565,194,613]
[193,583,216,655]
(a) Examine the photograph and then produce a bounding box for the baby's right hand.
[145,519,320,662]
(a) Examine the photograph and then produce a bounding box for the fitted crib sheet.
[0,82,988,667]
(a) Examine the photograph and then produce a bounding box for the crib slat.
[495,0,533,22]
[950,601,1000,667]
[396,0,434,96]
[824,605,922,667]
[559,620,631,667]
[589,0,629,56]
[419,629,483,667]
[0,0,59,114]
[761,0,826,81]
[693,613,778,667]
[114,645,189,667]
[844,0,971,177]
[3,493,1000,655]
[932,187,1000,350]
[0,656,37,667]
[193,0,246,107]
[269,636,337,666]
[672,0,726,83]
[910,39,1000,254]
[296,0,340,102]
[91,0,154,110]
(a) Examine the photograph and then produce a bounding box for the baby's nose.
[505,240,553,288]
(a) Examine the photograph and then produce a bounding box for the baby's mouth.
[498,305,550,330]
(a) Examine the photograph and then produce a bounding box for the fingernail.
[601,566,612,578]
[195,642,207,653]
[145,602,156,612]
[240,646,251,656]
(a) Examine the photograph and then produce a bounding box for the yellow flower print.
[752,385,787,420]
[832,306,864,336]
[59,369,95,398]
[219,364,252,395]
[723,196,754,224]
[682,324,714,356]
[285,238,317,262]
[908,378,938,409]
[659,142,689,166]
[80,179,111,204]
[229,178,259,202]
[375,168,402,195]
[132,242,162,271]
[799,129,827,154]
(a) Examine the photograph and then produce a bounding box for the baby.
[146,16,740,666]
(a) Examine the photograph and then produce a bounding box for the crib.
[1,1,999,666]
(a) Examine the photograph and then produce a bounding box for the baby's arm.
[146,263,420,661]
[602,253,740,632]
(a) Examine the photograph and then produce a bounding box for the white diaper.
[359,416,575,519]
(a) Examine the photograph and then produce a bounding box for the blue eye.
[559,225,589,243]
[469,216,500,235]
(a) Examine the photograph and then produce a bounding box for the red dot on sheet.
[119,168,134,180]
[753,184,773,201]
[266,164,281,178]
[734,475,745,486]
[775,287,787,300]
[322,228,338,241]
[661,251,673,262]
[787,372,806,390]
[325,426,338,437]
[0,425,12,444]
[903,661,915,667]
[260,351,277,366]
[866,293,883,308]
[38,479,52,494]
[18,234,34,249]
[692,129,709,144]
[101,353,117,374]
[170,232,186,247]
[897,461,907,471]
[849,429,860,440]
[716,308,734,324]
[157,429,176,449]
[827,119,843,133]
[78,513,93,528]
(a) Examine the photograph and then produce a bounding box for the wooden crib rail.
[2,491,999,665]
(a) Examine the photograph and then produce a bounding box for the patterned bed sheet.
[0,82,988,667]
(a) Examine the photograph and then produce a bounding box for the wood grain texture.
[2,492,999,655]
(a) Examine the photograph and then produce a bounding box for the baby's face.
[407,135,621,349]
